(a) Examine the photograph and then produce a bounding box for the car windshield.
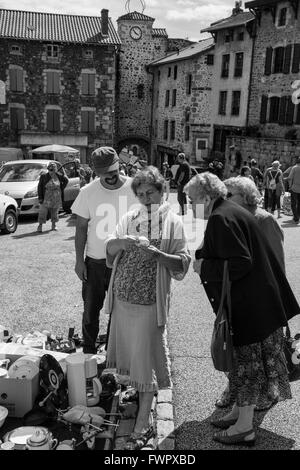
[0,163,46,182]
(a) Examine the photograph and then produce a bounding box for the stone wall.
[248,1,300,137]
[226,135,300,170]
[167,38,195,52]
[0,39,116,161]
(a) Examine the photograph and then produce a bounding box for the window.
[218,91,227,115]
[9,69,23,92]
[10,45,21,54]
[273,47,285,73]
[82,73,95,95]
[168,67,171,77]
[165,90,170,107]
[225,30,233,43]
[206,54,214,65]
[10,108,24,130]
[278,7,287,26]
[170,121,175,140]
[187,74,192,95]
[292,43,300,73]
[47,109,60,132]
[237,32,244,41]
[185,111,190,122]
[47,44,59,58]
[163,120,168,140]
[269,96,280,122]
[174,66,178,80]
[234,52,244,77]
[264,47,273,75]
[81,110,95,132]
[260,95,268,123]
[46,71,60,94]
[185,125,190,141]
[221,54,230,78]
[231,90,241,116]
[137,84,144,99]
[172,89,177,107]
[84,50,94,59]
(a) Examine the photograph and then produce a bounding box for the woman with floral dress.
[105,166,191,450]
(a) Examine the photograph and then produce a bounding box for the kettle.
[66,353,102,407]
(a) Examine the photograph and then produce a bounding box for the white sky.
[0,0,237,42]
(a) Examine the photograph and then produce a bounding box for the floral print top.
[44,178,62,209]
[113,212,163,305]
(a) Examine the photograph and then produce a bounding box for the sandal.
[124,426,155,451]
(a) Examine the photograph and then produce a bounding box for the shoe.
[210,417,238,429]
[124,426,155,450]
[213,428,256,447]
[51,224,57,231]
[37,225,42,233]
[215,389,231,408]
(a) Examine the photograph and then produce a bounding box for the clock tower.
[116,11,168,160]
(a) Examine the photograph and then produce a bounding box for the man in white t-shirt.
[71,147,138,354]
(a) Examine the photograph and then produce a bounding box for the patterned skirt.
[282,192,293,216]
[228,328,292,407]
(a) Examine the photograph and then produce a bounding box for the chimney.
[232,1,243,15]
[101,9,109,36]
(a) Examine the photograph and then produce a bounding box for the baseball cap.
[91,147,119,173]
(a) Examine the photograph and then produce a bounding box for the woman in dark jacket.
[37,162,68,232]
[184,172,300,447]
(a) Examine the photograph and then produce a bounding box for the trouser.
[263,189,269,210]
[268,190,281,211]
[82,257,112,354]
[291,191,300,221]
[177,186,187,215]
[38,204,59,224]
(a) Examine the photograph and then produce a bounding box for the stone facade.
[150,40,214,168]
[246,0,300,138]
[116,13,169,157]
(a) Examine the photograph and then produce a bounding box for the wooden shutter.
[82,74,89,94]
[286,99,295,125]
[278,96,288,125]
[283,44,292,74]
[274,47,284,73]
[292,44,300,73]
[260,95,268,123]
[264,47,273,75]
[172,89,177,106]
[10,108,18,129]
[53,72,59,94]
[88,111,95,132]
[9,69,17,91]
[88,74,95,95]
[47,71,54,93]
[295,104,300,124]
[269,96,279,122]
[53,110,60,131]
[16,69,23,91]
[47,110,54,131]
[17,108,24,130]
[81,111,88,132]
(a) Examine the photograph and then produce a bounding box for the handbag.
[283,324,300,382]
[210,260,234,373]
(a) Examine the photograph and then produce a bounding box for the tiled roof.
[152,28,168,38]
[149,38,214,66]
[117,11,155,22]
[245,0,280,8]
[201,11,254,32]
[0,9,121,45]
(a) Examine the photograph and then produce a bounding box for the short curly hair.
[224,176,262,207]
[184,172,227,200]
[131,165,166,195]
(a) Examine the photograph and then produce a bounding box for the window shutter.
[283,45,292,74]
[264,47,273,75]
[274,47,284,73]
[10,108,18,129]
[16,69,23,91]
[88,111,95,132]
[172,89,177,106]
[278,96,288,125]
[53,72,60,94]
[88,74,95,95]
[269,96,280,122]
[9,69,17,91]
[53,110,60,131]
[286,99,295,125]
[17,108,24,130]
[295,104,300,124]
[47,72,54,93]
[82,74,89,94]
[260,95,268,123]
[47,110,54,131]
[81,111,88,132]
[292,43,300,73]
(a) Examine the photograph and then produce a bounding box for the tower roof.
[117,11,155,22]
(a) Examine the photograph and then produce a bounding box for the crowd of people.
[35,144,300,449]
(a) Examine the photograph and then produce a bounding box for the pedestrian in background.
[287,155,300,223]
[37,162,68,232]
[250,159,263,188]
[239,165,254,180]
[162,162,172,200]
[174,152,191,215]
[71,147,137,354]
[184,172,299,447]
[265,161,285,218]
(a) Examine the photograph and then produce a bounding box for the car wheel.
[2,209,18,234]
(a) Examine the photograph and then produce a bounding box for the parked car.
[0,159,80,216]
[0,193,19,234]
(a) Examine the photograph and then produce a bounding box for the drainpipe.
[147,65,155,165]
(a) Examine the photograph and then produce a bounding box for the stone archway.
[116,135,150,162]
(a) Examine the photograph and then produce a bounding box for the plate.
[3,426,51,450]
[7,358,39,379]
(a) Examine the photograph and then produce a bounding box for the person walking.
[162,162,172,200]
[265,160,285,218]
[250,159,263,188]
[239,165,254,180]
[174,153,191,215]
[37,162,68,232]
[105,166,191,450]
[287,156,300,223]
[184,172,300,447]
[71,147,137,354]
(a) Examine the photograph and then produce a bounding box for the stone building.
[148,39,214,168]
[201,5,255,156]
[0,8,120,162]
[245,0,300,139]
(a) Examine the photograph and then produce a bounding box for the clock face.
[130,26,142,40]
